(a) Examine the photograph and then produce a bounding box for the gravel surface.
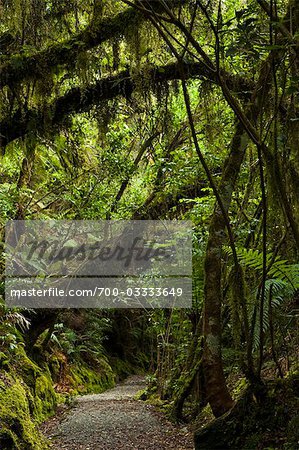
[43,376,194,450]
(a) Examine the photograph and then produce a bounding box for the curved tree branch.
[0,61,253,149]
[0,0,187,90]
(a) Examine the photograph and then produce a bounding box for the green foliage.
[0,183,18,224]
[225,246,298,350]
[250,279,293,351]
[0,0,299,446]
[0,303,30,352]
[48,313,112,360]
[225,247,299,290]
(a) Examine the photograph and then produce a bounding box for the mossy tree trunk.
[202,49,279,416]
[202,124,248,417]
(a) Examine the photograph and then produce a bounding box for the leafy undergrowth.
[138,368,299,449]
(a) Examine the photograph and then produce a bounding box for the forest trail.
[43,376,194,450]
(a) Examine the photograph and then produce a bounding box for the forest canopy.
[0,0,299,449]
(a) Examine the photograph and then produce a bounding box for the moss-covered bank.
[0,373,48,450]
[48,350,115,395]
[0,346,115,449]
[0,347,55,450]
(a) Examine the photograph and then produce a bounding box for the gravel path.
[43,376,194,450]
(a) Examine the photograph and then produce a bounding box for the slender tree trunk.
[202,125,248,416]
[202,53,274,417]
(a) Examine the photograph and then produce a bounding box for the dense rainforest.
[0,0,298,449]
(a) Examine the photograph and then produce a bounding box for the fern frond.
[249,279,291,350]
[224,246,299,291]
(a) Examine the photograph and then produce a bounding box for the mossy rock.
[0,346,119,448]
[33,374,57,422]
[12,347,57,423]
[47,351,67,383]
[0,373,48,449]
[47,351,115,395]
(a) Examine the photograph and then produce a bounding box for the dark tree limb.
[0,0,187,90]
[0,61,253,149]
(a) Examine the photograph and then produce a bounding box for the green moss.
[33,374,57,422]
[47,351,115,395]
[0,346,59,449]
[12,347,57,423]
[47,352,65,383]
[0,373,48,449]
[68,358,115,394]
[109,357,139,381]
[0,347,118,449]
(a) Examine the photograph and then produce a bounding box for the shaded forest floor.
[41,376,194,450]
